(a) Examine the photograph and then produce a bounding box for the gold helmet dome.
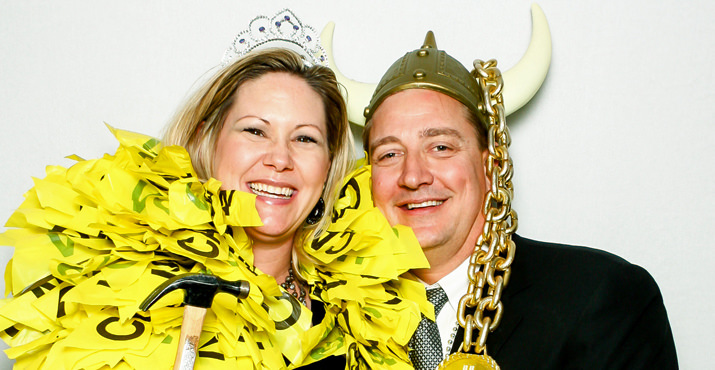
[363,31,487,127]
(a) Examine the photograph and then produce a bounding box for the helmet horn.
[321,3,552,126]
[320,22,378,126]
[501,3,552,115]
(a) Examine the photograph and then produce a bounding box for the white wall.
[1,1,712,368]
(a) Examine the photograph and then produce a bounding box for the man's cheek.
[370,178,393,205]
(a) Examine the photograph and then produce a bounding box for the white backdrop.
[1,1,713,368]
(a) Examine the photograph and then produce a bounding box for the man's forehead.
[374,89,458,114]
[369,89,473,127]
[365,88,482,152]
[372,124,464,138]
[369,116,472,144]
[368,125,469,156]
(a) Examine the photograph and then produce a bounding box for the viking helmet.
[320,3,552,126]
[363,31,487,127]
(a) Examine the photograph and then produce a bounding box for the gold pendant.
[437,352,500,370]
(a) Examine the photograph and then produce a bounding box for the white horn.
[320,22,377,126]
[502,3,552,115]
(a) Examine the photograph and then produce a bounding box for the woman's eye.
[243,127,264,136]
[296,135,317,144]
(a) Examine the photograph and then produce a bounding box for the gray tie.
[409,287,449,370]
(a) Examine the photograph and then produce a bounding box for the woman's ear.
[196,121,205,136]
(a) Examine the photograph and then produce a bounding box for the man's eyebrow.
[421,127,464,139]
[369,136,400,155]
[369,128,465,156]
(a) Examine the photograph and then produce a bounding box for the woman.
[0,47,429,369]
[162,48,355,367]
[163,48,353,307]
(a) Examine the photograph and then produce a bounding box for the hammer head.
[140,273,250,311]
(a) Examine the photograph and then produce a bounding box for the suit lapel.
[449,234,533,358]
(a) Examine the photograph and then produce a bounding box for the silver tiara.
[221,9,328,67]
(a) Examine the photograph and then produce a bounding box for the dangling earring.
[306,198,325,225]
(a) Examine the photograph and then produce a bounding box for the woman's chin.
[245,223,300,246]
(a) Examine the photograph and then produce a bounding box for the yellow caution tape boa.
[0,126,431,369]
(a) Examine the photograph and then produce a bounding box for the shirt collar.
[424,257,470,313]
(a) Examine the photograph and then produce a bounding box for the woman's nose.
[262,140,294,171]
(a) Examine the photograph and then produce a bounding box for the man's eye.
[243,128,264,136]
[378,152,398,161]
[296,135,317,143]
[435,144,450,151]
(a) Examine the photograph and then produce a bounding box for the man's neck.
[414,244,474,285]
[415,214,487,284]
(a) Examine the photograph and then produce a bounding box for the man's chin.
[414,234,447,252]
[412,227,446,252]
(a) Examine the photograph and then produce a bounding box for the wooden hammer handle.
[174,305,207,370]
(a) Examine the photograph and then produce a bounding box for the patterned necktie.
[409,287,449,370]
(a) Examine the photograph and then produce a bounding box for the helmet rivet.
[417,49,429,57]
[413,70,426,79]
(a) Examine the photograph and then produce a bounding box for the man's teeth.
[406,200,443,210]
[249,183,293,199]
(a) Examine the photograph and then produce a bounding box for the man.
[360,33,678,369]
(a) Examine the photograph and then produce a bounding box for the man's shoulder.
[513,234,643,274]
[509,234,660,297]
[490,235,677,369]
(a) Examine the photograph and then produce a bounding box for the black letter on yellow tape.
[57,285,72,318]
[310,230,355,254]
[96,317,145,341]
[176,229,221,258]
[219,190,235,217]
[332,178,361,221]
[261,292,302,330]
[198,336,225,360]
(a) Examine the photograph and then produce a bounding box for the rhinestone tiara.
[221,9,328,67]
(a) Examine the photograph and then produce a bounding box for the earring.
[306,198,325,225]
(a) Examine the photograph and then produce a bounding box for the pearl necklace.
[445,320,459,356]
[280,264,307,305]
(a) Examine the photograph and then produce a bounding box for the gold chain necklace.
[438,59,517,370]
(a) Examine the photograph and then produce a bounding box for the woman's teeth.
[249,183,293,199]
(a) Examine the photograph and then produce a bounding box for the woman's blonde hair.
[163,48,354,237]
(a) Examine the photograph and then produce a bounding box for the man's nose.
[398,153,433,189]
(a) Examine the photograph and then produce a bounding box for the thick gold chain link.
[455,59,517,355]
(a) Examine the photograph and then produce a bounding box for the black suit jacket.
[450,235,678,369]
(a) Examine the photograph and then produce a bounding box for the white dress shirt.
[421,257,470,358]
